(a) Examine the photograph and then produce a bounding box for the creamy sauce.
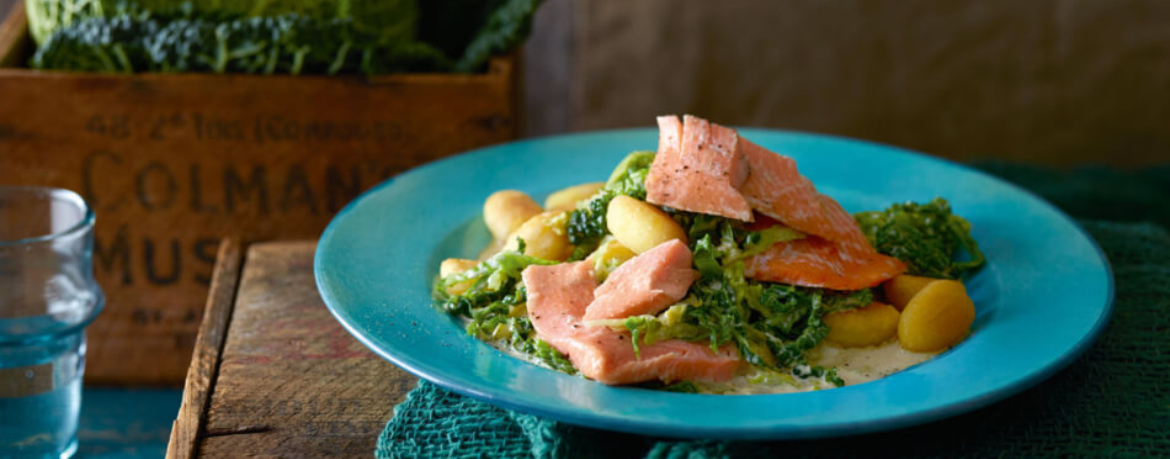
[482,328,937,395]
[693,341,937,394]
[810,341,937,385]
[496,339,548,367]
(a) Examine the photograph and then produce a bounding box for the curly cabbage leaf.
[565,150,655,257]
[793,365,845,387]
[26,0,419,46]
[741,225,805,259]
[418,0,548,72]
[449,0,543,72]
[435,243,552,306]
[32,11,451,75]
[854,197,985,279]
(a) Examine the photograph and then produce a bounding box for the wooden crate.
[0,3,518,385]
[166,240,416,458]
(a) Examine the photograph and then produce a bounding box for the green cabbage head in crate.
[28,0,544,75]
[24,0,418,45]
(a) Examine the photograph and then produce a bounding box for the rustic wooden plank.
[0,1,26,68]
[0,57,515,385]
[198,241,416,458]
[167,239,243,459]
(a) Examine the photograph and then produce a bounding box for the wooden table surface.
[168,241,417,458]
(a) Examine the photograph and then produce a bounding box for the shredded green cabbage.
[855,197,985,279]
[565,150,656,259]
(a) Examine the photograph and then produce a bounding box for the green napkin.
[377,165,1170,459]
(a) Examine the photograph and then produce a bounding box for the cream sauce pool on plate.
[812,342,937,385]
[699,341,937,394]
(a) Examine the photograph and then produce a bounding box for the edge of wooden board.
[166,238,244,459]
[0,1,28,68]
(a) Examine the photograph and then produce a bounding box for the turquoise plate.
[315,129,1113,440]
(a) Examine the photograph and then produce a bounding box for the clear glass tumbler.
[0,187,103,459]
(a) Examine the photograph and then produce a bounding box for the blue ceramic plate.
[315,129,1113,440]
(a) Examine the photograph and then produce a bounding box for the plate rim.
[314,128,1115,440]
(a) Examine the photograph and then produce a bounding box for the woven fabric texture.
[377,167,1170,459]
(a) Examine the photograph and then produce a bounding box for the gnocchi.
[483,190,543,241]
[824,302,900,348]
[503,212,572,260]
[605,195,687,253]
[440,258,478,278]
[898,280,975,352]
[544,182,605,211]
[439,258,478,295]
[883,274,938,311]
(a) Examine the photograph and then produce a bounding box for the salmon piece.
[738,138,906,288]
[523,262,599,340]
[584,239,698,321]
[645,115,754,221]
[816,194,874,253]
[558,330,742,385]
[739,139,872,251]
[523,261,740,385]
[744,237,907,290]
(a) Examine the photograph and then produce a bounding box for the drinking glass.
[0,187,103,459]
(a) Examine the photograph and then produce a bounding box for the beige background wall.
[539,0,1170,166]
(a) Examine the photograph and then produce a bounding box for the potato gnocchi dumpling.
[898,280,976,352]
[503,212,572,261]
[883,274,938,311]
[440,258,478,278]
[544,182,605,211]
[824,302,900,348]
[483,190,543,241]
[605,195,687,253]
[439,258,478,295]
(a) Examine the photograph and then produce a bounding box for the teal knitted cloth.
[377,165,1170,459]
